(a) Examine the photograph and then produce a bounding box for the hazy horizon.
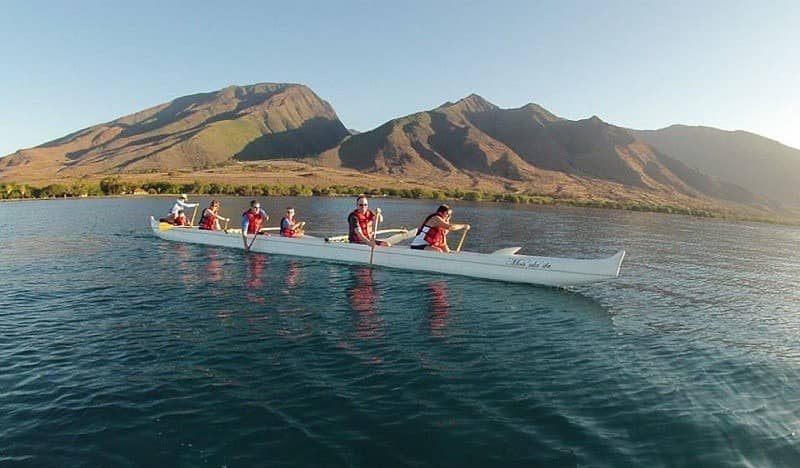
[1,0,798,156]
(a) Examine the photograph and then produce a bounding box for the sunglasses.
[252,206,260,209]
[358,203,368,206]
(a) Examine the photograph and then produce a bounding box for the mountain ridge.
[631,125,800,206]
[0,83,349,178]
[317,93,773,213]
[1,84,794,217]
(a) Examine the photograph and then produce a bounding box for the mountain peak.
[517,102,562,122]
[578,115,606,126]
[439,94,499,113]
[0,82,349,177]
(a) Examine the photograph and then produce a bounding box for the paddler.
[165,193,198,224]
[280,207,305,237]
[241,200,268,249]
[348,194,391,247]
[409,204,470,252]
[199,199,230,231]
[173,209,189,226]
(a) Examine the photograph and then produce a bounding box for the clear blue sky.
[1,0,798,157]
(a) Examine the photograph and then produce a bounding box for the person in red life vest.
[409,204,470,252]
[347,195,391,247]
[199,200,230,231]
[174,209,189,226]
[280,207,305,237]
[241,200,268,249]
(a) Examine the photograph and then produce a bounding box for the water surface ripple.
[1,197,798,466]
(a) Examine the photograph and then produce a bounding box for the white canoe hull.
[149,216,624,287]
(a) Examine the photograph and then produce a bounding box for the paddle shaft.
[246,221,263,252]
[456,226,470,252]
[369,209,380,265]
[190,204,198,226]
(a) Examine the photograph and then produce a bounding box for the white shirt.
[170,199,198,216]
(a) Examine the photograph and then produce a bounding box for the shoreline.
[2,186,798,226]
[3,159,796,224]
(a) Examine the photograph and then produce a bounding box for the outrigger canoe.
[149,216,624,287]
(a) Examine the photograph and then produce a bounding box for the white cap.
[179,194,188,200]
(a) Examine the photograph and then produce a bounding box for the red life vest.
[199,209,216,230]
[243,209,266,234]
[416,212,448,249]
[348,209,375,243]
[280,216,296,237]
[174,213,188,226]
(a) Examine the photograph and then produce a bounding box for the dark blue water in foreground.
[1,197,799,466]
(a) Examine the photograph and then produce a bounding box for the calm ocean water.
[1,196,798,466]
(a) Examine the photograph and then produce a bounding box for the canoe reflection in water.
[245,254,268,304]
[174,244,198,286]
[348,268,384,341]
[205,250,223,284]
[426,281,450,337]
[282,261,301,294]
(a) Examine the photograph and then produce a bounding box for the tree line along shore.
[0,176,788,224]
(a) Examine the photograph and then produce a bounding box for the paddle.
[246,232,257,251]
[190,204,198,226]
[246,222,262,252]
[369,208,381,265]
[243,217,266,252]
[456,225,470,252]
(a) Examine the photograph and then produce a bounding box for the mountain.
[0,83,349,181]
[0,85,783,216]
[318,94,770,211]
[632,125,800,206]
